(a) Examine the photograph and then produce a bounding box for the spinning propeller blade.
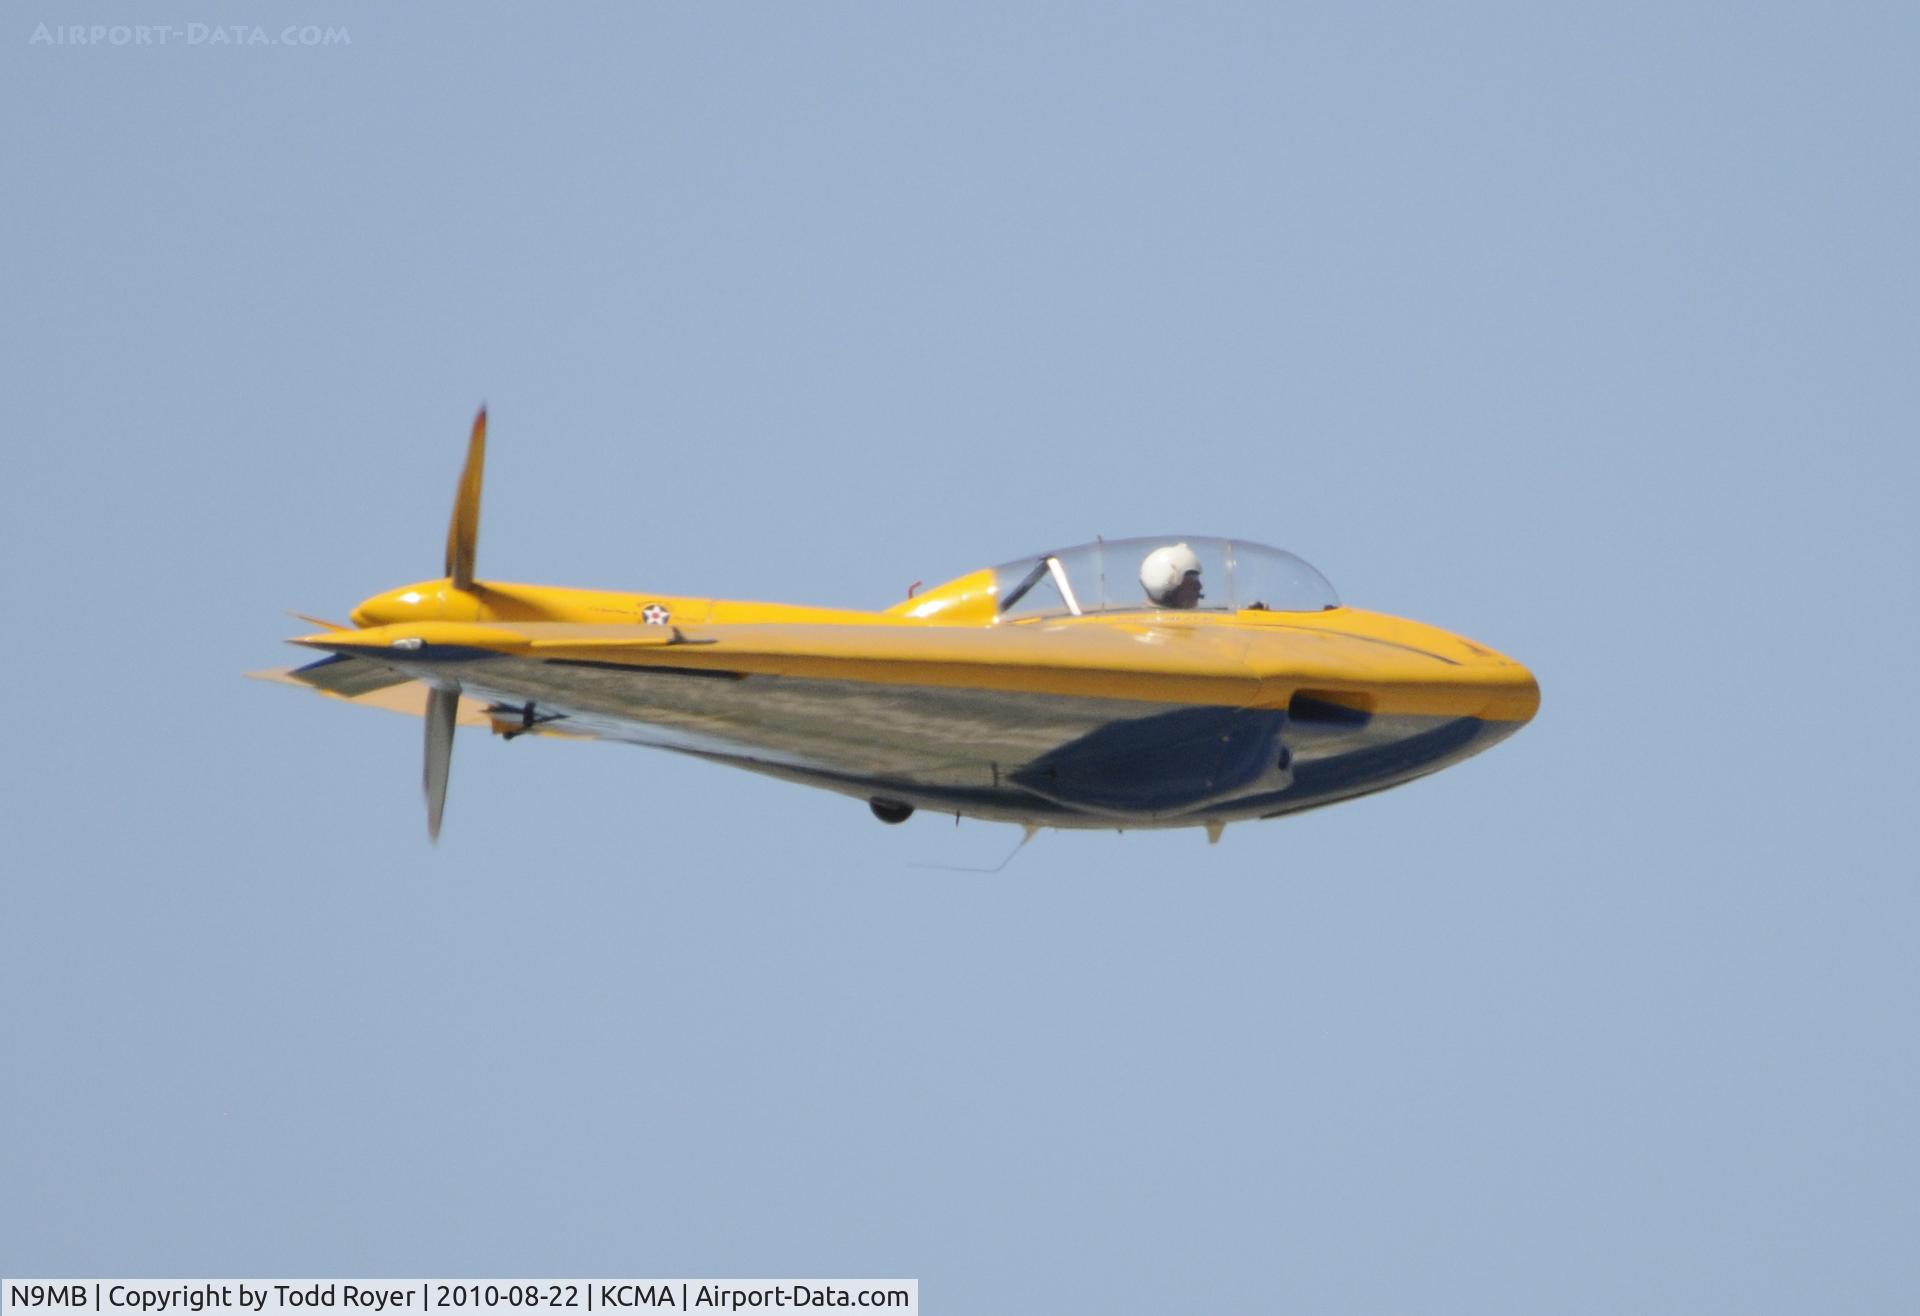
[445,406,487,592]
[424,685,458,841]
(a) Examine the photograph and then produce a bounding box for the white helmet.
[1140,542,1203,606]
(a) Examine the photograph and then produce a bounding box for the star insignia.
[642,604,671,625]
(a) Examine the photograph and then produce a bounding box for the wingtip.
[289,631,368,650]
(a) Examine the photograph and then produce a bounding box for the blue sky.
[2,4,1916,1311]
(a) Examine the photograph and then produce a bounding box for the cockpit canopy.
[992,536,1338,620]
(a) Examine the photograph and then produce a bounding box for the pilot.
[1141,542,1204,609]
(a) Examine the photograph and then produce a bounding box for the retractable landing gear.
[868,798,915,825]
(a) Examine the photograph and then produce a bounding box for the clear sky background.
[2,4,1915,1311]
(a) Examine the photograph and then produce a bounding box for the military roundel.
[642,603,671,625]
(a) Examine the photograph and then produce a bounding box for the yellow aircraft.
[256,409,1539,842]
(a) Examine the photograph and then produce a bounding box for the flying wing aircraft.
[254,409,1539,842]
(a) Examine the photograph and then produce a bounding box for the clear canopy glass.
[991,536,1338,620]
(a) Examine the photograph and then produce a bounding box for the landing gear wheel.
[868,798,914,825]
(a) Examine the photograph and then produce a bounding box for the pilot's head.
[1141,542,1203,608]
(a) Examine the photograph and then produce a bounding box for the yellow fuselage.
[322,573,1537,830]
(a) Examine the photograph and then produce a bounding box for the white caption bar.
[2,1283,917,1316]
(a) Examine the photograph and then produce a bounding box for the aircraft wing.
[291,617,1270,706]
[266,618,1273,800]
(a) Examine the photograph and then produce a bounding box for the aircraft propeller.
[422,406,486,840]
